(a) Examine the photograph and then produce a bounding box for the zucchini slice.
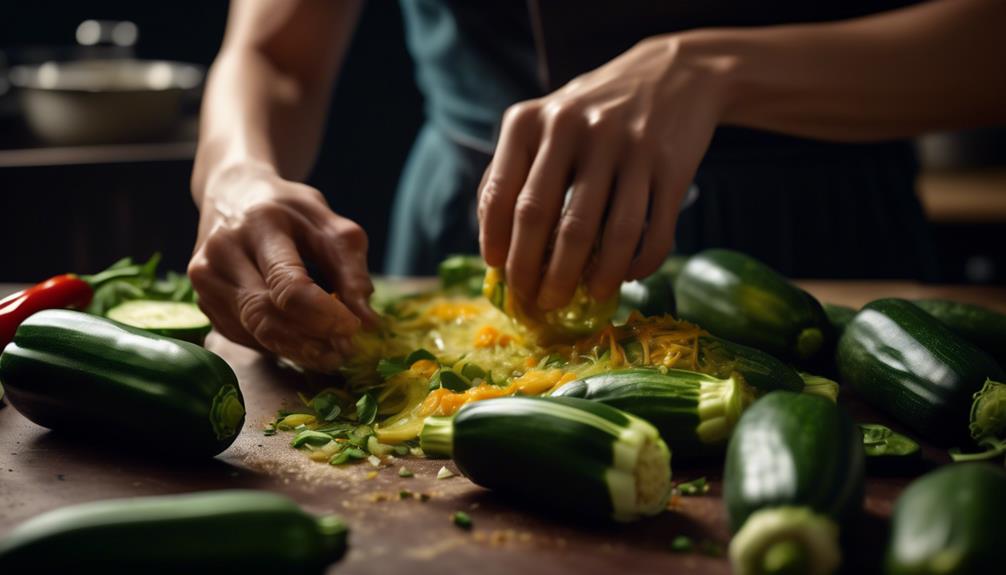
[106,300,212,344]
[420,396,672,522]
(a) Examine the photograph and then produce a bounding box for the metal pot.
[8,59,203,145]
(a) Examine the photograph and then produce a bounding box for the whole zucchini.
[822,303,857,340]
[675,249,831,363]
[551,368,755,457]
[0,490,348,572]
[420,396,672,522]
[837,298,1006,447]
[619,267,676,318]
[698,335,805,394]
[725,391,864,575]
[886,463,1006,575]
[0,309,245,456]
[913,298,1006,368]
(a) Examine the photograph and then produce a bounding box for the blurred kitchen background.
[1,2,1004,283]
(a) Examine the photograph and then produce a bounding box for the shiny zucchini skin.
[0,309,245,456]
[913,298,1006,368]
[619,269,675,317]
[837,299,1006,445]
[551,368,753,457]
[0,490,348,572]
[724,391,865,533]
[698,335,805,394]
[675,249,831,363]
[886,463,1006,575]
[436,396,671,521]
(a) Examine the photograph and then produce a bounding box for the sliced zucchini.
[106,300,212,344]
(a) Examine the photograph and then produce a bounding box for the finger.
[307,222,381,328]
[536,142,617,310]
[253,229,362,337]
[626,166,687,280]
[587,155,651,301]
[478,102,541,267]
[504,122,580,307]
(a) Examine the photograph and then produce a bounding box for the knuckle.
[502,100,540,129]
[606,216,643,244]
[263,263,307,310]
[236,290,272,333]
[332,222,368,252]
[543,101,582,132]
[557,212,595,246]
[513,195,547,227]
[245,201,287,223]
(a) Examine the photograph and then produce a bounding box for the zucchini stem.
[696,374,756,444]
[794,328,824,360]
[418,416,454,458]
[729,507,840,575]
[970,379,1006,442]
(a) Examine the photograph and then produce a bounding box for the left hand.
[478,33,731,311]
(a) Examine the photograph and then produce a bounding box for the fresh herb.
[452,511,473,530]
[398,466,414,478]
[670,535,693,553]
[377,357,408,380]
[437,466,456,480]
[677,477,709,496]
[399,490,413,500]
[348,425,373,447]
[309,390,343,422]
[83,253,198,316]
[405,349,437,365]
[433,369,471,393]
[291,430,333,448]
[356,393,378,425]
[329,446,367,466]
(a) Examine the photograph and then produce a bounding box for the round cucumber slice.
[106,300,212,344]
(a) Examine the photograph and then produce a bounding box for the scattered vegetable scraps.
[676,476,709,496]
[452,511,473,530]
[437,466,456,480]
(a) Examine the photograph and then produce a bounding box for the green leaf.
[430,369,471,393]
[329,446,367,466]
[405,348,437,365]
[356,394,378,425]
[377,357,408,380]
[291,430,333,448]
[310,390,343,422]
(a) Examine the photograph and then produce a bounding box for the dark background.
[0,1,421,280]
[1,1,1003,284]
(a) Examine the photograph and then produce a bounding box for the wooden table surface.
[1,281,1004,574]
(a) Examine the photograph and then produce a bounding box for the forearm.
[192,0,361,207]
[684,0,1006,142]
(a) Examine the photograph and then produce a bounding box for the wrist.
[672,28,759,126]
[198,159,281,210]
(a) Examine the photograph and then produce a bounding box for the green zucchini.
[106,299,212,344]
[886,463,1006,575]
[823,303,857,340]
[0,309,245,456]
[837,298,1006,448]
[619,265,677,318]
[675,249,831,363]
[420,396,672,522]
[551,368,755,457]
[0,490,348,572]
[912,298,1006,368]
[725,391,864,575]
[698,335,805,394]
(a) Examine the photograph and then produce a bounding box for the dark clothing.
[386,0,936,280]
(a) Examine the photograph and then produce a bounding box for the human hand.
[478,34,731,311]
[188,163,379,372]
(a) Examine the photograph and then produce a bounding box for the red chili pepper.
[0,274,93,348]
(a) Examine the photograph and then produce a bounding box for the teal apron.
[386,0,936,280]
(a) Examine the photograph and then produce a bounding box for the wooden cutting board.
[1,281,1004,574]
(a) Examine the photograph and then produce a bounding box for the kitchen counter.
[1,280,1004,574]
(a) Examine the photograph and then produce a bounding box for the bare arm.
[192,0,361,200]
[716,0,1006,140]
[479,0,1006,312]
[189,0,376,373]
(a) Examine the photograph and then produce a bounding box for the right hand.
[188,163,379,372]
